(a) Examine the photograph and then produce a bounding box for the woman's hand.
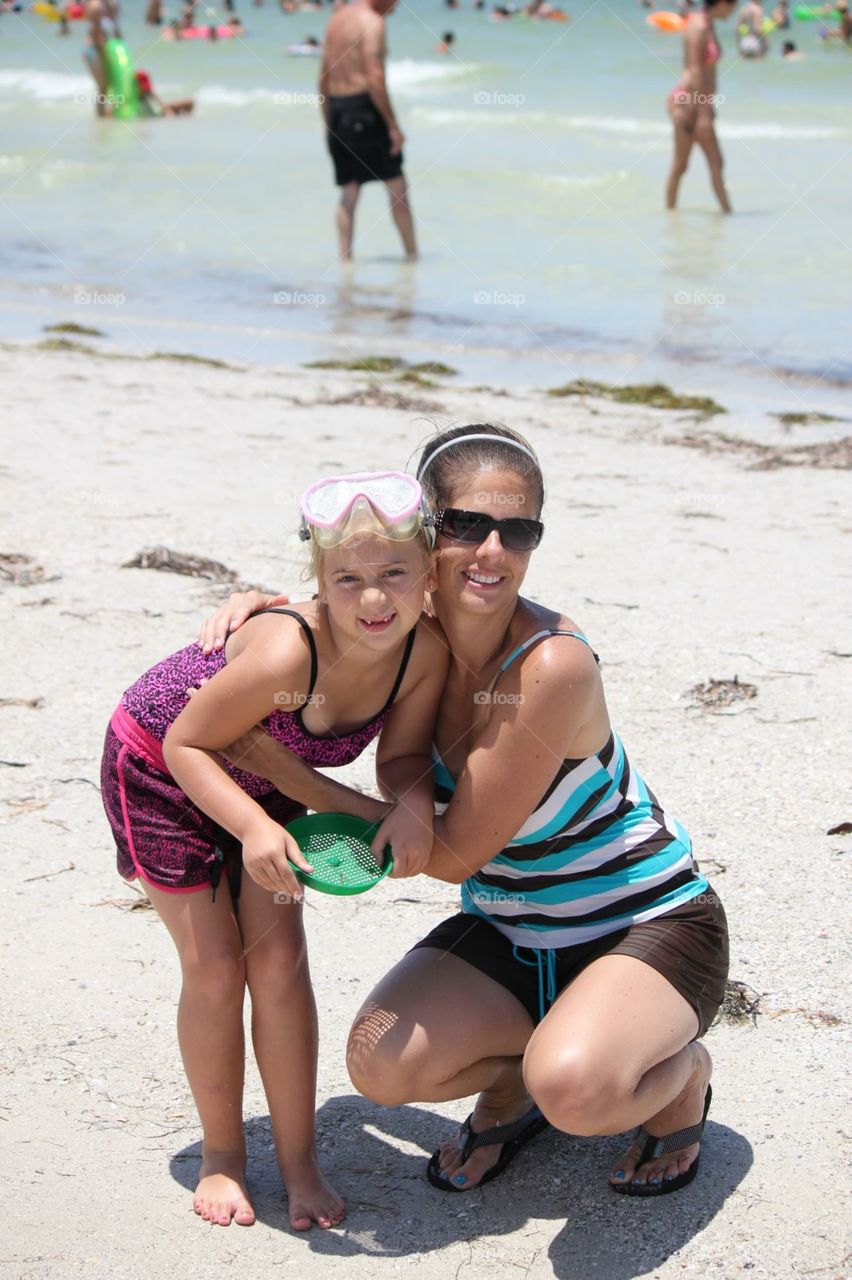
[372,799,434,879]
[198,591,289,654]
[241,815,314,901]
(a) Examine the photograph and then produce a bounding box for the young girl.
[100,472,447,1231]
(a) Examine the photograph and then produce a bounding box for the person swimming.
[288,32,321,52]
[135,68,195,113]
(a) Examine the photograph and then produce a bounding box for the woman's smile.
[461,570,506,590]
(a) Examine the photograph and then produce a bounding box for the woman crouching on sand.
[202,425,729,1198]
[666,0,734,213]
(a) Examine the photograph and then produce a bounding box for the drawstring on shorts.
[512,944,558,1022]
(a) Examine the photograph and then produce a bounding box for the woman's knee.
[345,1004,425,1107]
[523,1046,632,1136]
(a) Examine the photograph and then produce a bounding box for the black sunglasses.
[435,508,544,552]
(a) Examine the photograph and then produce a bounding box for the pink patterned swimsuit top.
[120,609,417,798]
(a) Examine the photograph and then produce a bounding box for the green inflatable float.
[102,38,139,119]
[794,4,841,16]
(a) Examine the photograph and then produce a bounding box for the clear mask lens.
[300,471,434,548]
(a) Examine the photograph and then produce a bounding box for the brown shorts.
[411,889,729,1038]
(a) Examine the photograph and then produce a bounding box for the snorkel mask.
[299,471,436,549]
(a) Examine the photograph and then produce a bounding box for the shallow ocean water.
[1,0,850,400]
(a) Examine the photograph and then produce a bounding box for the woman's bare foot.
[435,1065,532,1190]
[610,1042,713,1189]
[281,1155,345,1231]
[193,1151,255,1226]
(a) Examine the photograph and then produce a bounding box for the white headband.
[416,433,538,479]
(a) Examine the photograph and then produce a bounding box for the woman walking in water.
[666,0,734,212]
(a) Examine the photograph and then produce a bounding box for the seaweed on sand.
[715,980,763,1026]
[304,355,458,378]
[685,675,758,710]
[547,379,726,417]
[677,431,852,471]
[770,411,846,427]
[305,355,406,374]
[44,322,105,338]
[123,547,240,584]
[36,338,99,356]
[147,351,237,371]
[0,553,60,587]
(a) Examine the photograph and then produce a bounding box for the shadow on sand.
[170,1093,752,1273]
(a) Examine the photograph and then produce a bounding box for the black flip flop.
[611,1083,713,1197]
[426,1104,549,1193]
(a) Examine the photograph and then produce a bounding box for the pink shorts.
[100,723,305,894]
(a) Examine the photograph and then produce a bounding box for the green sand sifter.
[286,813,393,896]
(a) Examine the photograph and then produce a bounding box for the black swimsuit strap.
[260,610,415,732]
[380,624,418,714]
[259,608,319,699]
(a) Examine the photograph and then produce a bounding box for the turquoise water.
[1,1,850,396]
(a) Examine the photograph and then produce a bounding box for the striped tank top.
[433,629,708,950]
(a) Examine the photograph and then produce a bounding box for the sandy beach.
[1,339,850,1279]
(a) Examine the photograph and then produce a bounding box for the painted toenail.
[453,1175,467,1186]
[650,1176,662,1185]
[613,1170,626,1179]
[664,1175,675,1182]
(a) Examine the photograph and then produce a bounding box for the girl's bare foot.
[610,1042,713,1189]
[193,1151,255,1226]
[281,1155,345,1231]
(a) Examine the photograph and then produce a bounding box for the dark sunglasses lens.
[440,510,542,551]
[440,510,492,542]
[500,520,543,551]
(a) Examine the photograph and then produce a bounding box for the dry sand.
[1,342,850,1280]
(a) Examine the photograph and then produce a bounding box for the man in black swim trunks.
[319,0,417,260]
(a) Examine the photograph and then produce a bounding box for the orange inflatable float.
[646,10,686,31]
